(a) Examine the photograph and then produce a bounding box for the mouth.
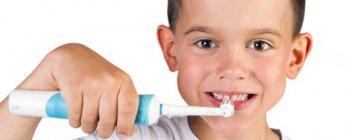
[205,91,257,110]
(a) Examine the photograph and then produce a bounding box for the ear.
[287,33,313,79]
[157,25,178,72]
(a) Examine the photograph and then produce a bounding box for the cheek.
[177,54,209,105]
[254,57,287,109]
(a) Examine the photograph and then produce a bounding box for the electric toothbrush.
[8,90,234,125]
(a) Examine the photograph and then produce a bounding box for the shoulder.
[272,129,292,140]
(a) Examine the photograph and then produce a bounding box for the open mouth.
[206,92,257,105]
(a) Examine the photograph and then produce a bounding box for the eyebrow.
[184,26,283,39]
[184,26,213,35]
[251,28,283,39]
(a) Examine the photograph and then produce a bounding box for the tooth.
[236,95,241,101]
[239,94,245,101]
[231,95,238,101]
[237,96,241,101]
[212,92,219,98]
[242,94,248,100]
[224,95,230,100]
[217,94,223,99]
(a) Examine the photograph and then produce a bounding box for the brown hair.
[167,0,305,37]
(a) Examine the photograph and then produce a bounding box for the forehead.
[177,0,293,38]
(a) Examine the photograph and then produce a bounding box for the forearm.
[0,43,131,139]
[0,46,61,139]
[0,97,41,140]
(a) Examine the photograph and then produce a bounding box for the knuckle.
[100,118,116,128]
[57,43,87,51]
[49,43,87,57]
[103,74,121,87]
[104,70,134,91]
[84,78,100,88]
[67,101,82,117]
[70,106,82,116]
[118,71,132,84]
[82,116,97,126]
[119,102,138,115]
[67,84,82,93]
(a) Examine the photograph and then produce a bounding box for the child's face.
[158,0,311,137]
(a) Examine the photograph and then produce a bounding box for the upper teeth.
[212,92,249,102]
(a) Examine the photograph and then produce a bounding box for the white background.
[0,0,349,139]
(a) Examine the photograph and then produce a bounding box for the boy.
[0,0,312,139]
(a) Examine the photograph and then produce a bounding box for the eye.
[194,39,217,49]
[248,41,271,51]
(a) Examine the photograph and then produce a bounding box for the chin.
[203,116,250,137]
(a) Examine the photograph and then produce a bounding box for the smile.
[209,92,255,102]
[205,91,257,110]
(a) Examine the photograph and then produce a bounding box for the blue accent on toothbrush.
[135,95,154,125]
[45,93,68,119]
[43,93,156,125]
[160,104,163,115]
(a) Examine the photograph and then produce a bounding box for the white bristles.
[220,99,234,117]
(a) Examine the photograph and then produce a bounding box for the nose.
[216,50,250,81]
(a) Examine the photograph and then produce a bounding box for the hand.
[46,43,139,138]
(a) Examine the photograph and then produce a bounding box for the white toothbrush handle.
[8,90,160,125]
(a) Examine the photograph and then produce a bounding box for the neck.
[188,116,280,140]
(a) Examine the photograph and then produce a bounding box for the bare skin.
[0,43,139,139]
[157,0,312,139]
[0,0,312,140]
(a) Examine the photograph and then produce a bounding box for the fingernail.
[117,133,128,140]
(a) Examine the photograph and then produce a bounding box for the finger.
[115,77,139,137]
[96,87,118,138]
[61,88,83,128]
[81,88,101,134]
[115,125,137,138]
[130,125,137,136]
